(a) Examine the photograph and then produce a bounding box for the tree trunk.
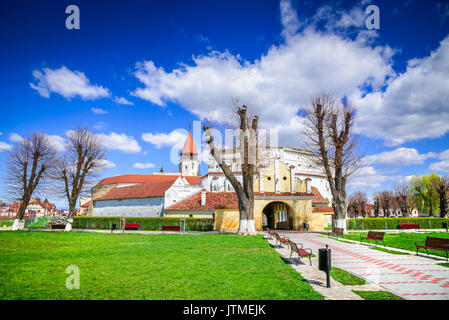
[65,202,76,232]
[238,197,256,235]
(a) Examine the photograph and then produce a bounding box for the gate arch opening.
[262,201,294,230]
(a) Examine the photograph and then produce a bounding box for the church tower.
[179,129,200,176]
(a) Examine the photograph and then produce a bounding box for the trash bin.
[319,244,332,288]
[319,246,331,271]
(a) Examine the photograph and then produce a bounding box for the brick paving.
[276,231,449,300]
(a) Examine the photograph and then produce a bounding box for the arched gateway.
[262,201,294,230]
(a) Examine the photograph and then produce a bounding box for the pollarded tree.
[54,128,107,231]
[6,133,58,230]
[203,104,266,235]
[303,94,361,232]
[393,182,413,217]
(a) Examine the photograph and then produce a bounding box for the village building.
[88,128,334,231]
[5,199,58,218]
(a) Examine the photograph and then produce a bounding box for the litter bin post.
[319,244,332,288]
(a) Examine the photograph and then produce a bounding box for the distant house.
[6,199,58,218]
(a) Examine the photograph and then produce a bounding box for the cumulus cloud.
[46,134,67,152]
[96,132,141,153]
[9,133,24,143]
[354,36,449,145]
[30,66,110,100]
[362,148,436,166]
[348,165,400,190]
[91,107,108,114]
[141,129,187,149]
[131,22,393,146]
[0,141,12,152]
[113,96,134,105]
[133,162,156,169]
[97,159,116,168]
[429,148,449,173]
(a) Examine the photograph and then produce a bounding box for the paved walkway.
[277,232,449,300]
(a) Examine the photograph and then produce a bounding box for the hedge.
[72,216,214,232]
[347,217,449,230]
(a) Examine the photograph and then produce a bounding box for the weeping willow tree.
[409,173,440,217]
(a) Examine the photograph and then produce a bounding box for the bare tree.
[393,182,413,217]
[348,192,368,218]
[303,94,360,232]
[203,104,264,235]
[378,190,393,217]
[54,128,107,231]
[5,133,57,230]
[373,193,381,217]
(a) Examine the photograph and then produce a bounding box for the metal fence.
[23,215,47,228]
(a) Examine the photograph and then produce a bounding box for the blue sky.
[1,0,449,208]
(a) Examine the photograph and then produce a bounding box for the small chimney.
[201,190,206,206]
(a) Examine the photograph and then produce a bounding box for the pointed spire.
[181,129,198,155]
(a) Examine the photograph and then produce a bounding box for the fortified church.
[88,129,334,231]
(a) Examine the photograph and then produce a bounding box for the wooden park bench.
[328,227,344,238]
[398,222,420,231]
[162,225,180,231]
[265,228,276,240]
[416,236,449,261]
[51,224,65,231]
[124,223,139,230]
[274,233,290,247]
[360,231,385,246]
[288,240,312,266]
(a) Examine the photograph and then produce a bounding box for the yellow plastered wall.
[295,179,307,193]
[308,211,333,230]
[278,162,291,193]
[253,174,260,193]
[262,162,276,192]
[214,209,240,232]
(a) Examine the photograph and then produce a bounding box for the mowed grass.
[329,267,366,285]
[352,290,404,300]
[328,232,449,258]
[0,231,323,300]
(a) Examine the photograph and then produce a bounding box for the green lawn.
[1,221,13,227]
[369,247,409,255]
[330,267,366,285]
[0,231,324,300]
[327,232,449,258]
[352,290,404,300]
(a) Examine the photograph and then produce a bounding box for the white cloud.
[96,132,141,153]
[93,121,108,131]
[30,66,110,100]
[113,96,134,105]
[362,148,436,166]
[280,0,301,38]
[428,148,449,173]
[354,36,449,145]
[97,159,116,168]
[0,141,12,152]
[131,1,394,147]
[348,165,399,190]
[9,133,24,143]
[141,129,187,149]
[46,134,67,152]
[91,107,108,114]
[133,162,156,169]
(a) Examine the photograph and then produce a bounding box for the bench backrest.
[288,240,299,252]
[125,223,139,228]
[334,227,344,235]
[274,233,282,241]
[425,237,449,249]
[367,231,385,240]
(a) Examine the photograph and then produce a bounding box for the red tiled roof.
[80,201,90,208]
[311,186,328,204]
[96,180,175,201]
[312,207,334,212]
[166,192,239,211]
[96,174,201,187]
[181,131,198,155]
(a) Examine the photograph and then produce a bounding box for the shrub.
[72,216,214,232]
[347,217,449,230]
